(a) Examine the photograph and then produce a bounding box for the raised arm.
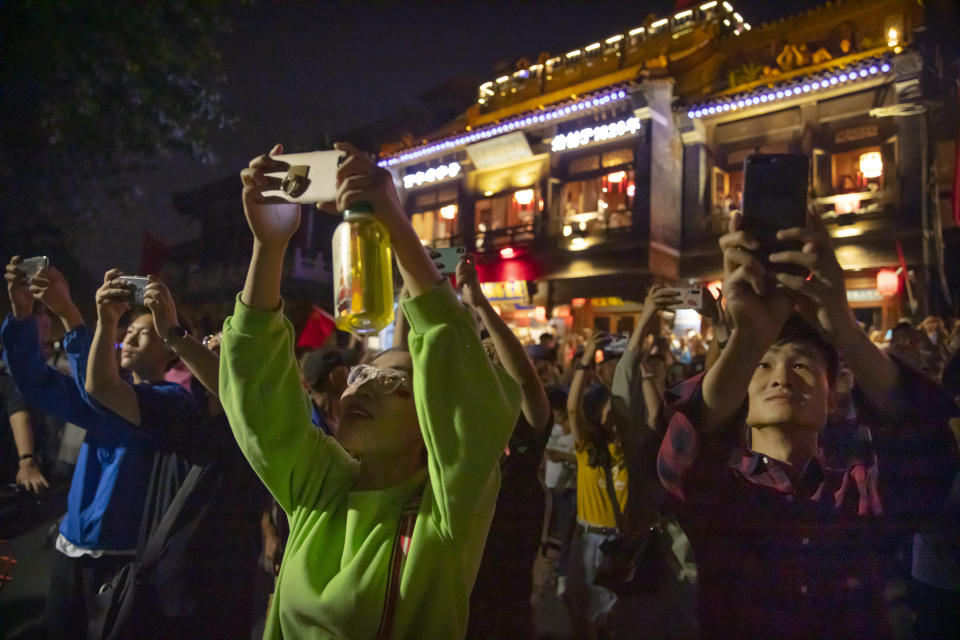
[334,142,444,297]
[700,214,794,436]
[85,268,142,425]
[611,284,679,434]
[224,146,357,513]
[567,331,604,447]
[639,360,663,431]
[701,289,729,372]
[28,265,84,333]
[770,209,900,412]
[143,276,220,401]
[3,258,98,426]
[393,284,411,350]
[456,256,550,432]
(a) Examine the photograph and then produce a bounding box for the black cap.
[302,348,355,391]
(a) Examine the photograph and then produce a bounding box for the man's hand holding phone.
[142,276,179,339]
[769,206,855,339]
[640,284,681,325]
[95,269,132,327]
[4,256,36,320]
[28,265,84,332]
[719,213,793,345]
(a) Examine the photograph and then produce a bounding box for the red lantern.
[877,269,899,296]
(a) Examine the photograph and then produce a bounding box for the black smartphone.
[740,153,809,274]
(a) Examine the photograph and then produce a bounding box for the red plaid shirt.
[657,360,959,640]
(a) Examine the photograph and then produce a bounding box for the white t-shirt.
[544,423,576,490]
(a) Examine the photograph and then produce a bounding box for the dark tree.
[0,0,234,263]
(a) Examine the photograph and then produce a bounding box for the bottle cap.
[343,201,374,220]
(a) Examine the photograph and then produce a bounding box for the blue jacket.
[1,314,198,551]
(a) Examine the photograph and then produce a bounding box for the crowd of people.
[1,142,958,640]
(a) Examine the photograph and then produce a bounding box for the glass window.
[474,189,537,233]
[560,170,634,234]
[412,204,459,247]
[474,189,539,250]
[831,145,884,194]
[709,167,742,235]
[711,166,743,215]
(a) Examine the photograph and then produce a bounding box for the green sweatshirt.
[219,281,521,640]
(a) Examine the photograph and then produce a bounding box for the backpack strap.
[599,450,625,532]
[140,464,206,569]
[377,480,426,640]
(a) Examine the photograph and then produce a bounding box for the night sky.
[84,0,823,278]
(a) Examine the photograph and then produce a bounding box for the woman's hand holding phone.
[240,144,301,248]
[333,142,407,231]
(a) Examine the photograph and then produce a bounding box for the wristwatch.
[575,362,591,371]
[164,325,188,349]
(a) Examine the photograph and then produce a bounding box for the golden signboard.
[590,297,625,307]
[481,280,529,302]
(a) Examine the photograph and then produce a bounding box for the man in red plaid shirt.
[657,209,959,639]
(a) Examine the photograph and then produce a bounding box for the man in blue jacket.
[2,257,199,640]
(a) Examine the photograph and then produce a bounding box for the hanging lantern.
[513,189,535,205]
[859,152,883,179]
[877,269,899,296]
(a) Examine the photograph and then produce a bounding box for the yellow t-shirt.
[575,442,628,529]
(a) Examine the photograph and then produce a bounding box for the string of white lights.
[687,57,892,119]
[379,87,630,167]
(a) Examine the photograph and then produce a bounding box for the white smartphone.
[663,287,703,310]
[264,150,346,204]
[18,256,49,279]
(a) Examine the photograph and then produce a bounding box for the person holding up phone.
[656,209,960,639]
[220,143,520,639]
[81,273,266,638]
[564,330,627,639]
[1,258,172,640]
[456,255,551,640]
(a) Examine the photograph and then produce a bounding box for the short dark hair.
[582,384,611,431]
[774,313,839,387]
[539,333,555,344]
[545,385,568,412]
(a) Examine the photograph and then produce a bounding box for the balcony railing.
[814,188,896,219]
[474,225,537,252]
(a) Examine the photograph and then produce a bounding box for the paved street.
[0,484,574,640]
[0,485,67,640]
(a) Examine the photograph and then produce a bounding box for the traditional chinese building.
[380,0,958,338]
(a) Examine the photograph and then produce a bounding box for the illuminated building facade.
[382,0,958,337]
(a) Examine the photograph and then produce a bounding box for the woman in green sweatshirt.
[220,143,521,639]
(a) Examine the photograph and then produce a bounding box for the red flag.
[141,232,169,275]
[297,305,336,350]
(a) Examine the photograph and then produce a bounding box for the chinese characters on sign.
[481,280,529,302]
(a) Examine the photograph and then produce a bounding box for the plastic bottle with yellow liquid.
[332,201,394,335]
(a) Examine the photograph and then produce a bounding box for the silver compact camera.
[18,256,49,279]
[116,276,150,305]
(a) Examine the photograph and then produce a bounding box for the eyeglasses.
[346,364,412,398]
